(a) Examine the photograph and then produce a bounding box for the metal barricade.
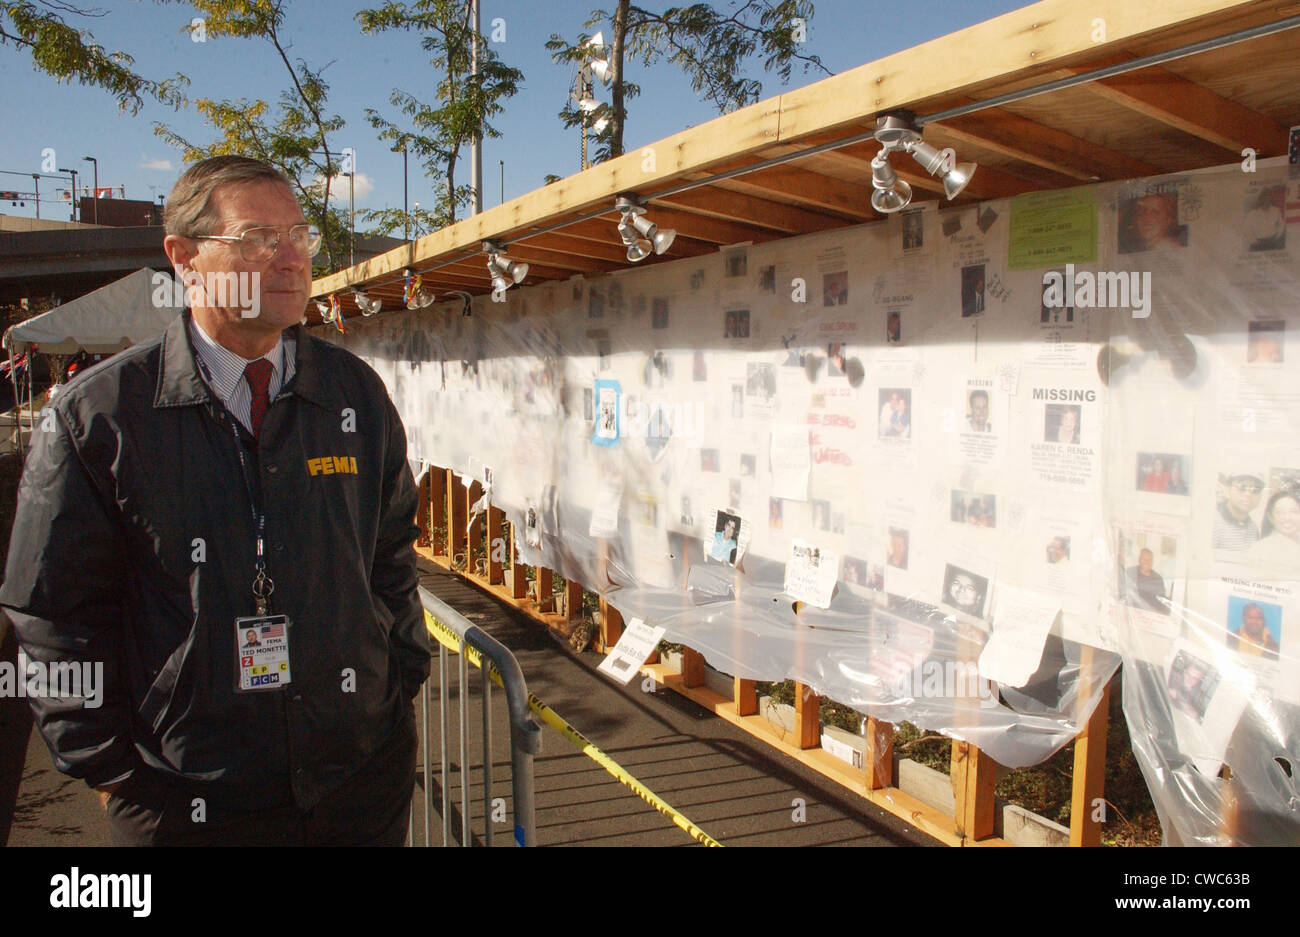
[412,585,541,846]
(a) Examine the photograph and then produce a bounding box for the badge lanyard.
[194,349,284,616]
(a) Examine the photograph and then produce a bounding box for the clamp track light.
[870,111,978,214]
[483,241,528,299]
[614,195,676,262]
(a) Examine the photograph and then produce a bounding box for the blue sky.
[0,0,1026,224]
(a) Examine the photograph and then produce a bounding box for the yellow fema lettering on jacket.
[307,456,358,476]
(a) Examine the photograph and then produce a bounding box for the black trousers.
[106,708,417,847]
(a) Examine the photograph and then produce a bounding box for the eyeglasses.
[192,223,322,262]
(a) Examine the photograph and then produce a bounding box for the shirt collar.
[187,315,288,403]
[155,311,340,412]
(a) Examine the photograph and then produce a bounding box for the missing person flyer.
[1026,382,1103,490]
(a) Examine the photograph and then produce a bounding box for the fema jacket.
[0,310,430,811]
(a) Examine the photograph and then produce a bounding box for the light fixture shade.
[592,115,610,134]
[870,152,912,213]
[587,31,605,50]
[871,183,912,213]
[626,239,652,262]
[577,94,600,113]
[354,291,382,315]
[906,140,977,201]
[507,259,528,283]
[942,161,977,200]
[590,58,611,84]
[315,300,330,317]
[652,228,676,254]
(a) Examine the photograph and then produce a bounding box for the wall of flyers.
[333,159,1300,843]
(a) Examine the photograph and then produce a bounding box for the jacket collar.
[154,310,339,411]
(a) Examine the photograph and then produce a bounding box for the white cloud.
[315,171,375,205]
[139,156,174,171]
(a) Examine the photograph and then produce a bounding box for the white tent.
[2,267,183,355]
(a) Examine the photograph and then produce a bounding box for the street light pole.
[346,170,355,268]
[469,0,482,216]
[402,145,409,242]
[58,168,78,221]
[82,156,98,224]
[31,174,39,220]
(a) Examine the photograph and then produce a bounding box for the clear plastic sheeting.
[330,159,1300,842]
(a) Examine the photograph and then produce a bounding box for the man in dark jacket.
[0,156,430,845]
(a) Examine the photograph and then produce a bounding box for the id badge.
[235,615,292,692]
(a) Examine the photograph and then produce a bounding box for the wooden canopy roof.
[310,0,1300,314]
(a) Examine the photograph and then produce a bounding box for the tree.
[356,0,522,234]
[1,1,188,114]
[152,0,351,271]
[547,0,830,165]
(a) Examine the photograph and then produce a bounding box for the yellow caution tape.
[424,611,723,847]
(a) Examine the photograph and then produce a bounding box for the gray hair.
[164,156,296,237]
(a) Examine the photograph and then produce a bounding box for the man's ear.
[162,233,197,273]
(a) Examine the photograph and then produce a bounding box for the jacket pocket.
[137,626,197,732]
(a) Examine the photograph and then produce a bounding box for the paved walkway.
[1,560,928,847]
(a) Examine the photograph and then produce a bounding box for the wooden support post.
[466,481,483,578]
[1070,649,1112,847]
[508,524,528,599]
[595,539,623,651]
[415,471,430,547]
[681,648,706,688]
[864,717,894,790]
[951,740,997,841]
[598,598,623,652]
[448,470,466,564]
[429,467,447,556]
[794,682,820,750]
[565,579,582,623]
[734,678,758,716]
[487,504,504,585]
[537,567,553,612]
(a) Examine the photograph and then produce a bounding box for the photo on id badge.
[236,615,292,690]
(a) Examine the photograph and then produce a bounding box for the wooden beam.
[415,471,430,548]
[511,231,633,264]
[605,205,782,246]
[523,217,716,259]
[428,465,447,556]
[934,101,1164,180]
[773,0,1264,142]
[1075,64,1290,155]
[656,185,854,233]
[486,241,622,276]
[864,717,894,790]
[734,677,758,716]
[536,566,553,613]
[565,578,583,624]
[487,503,504,585]
[951,740,998,841]
[466,480,482,577]
[447,469,466,565]
[1070,658,1113,847]
[508,524,528,599]
[681,647,706,688]
[794,682,820,750]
